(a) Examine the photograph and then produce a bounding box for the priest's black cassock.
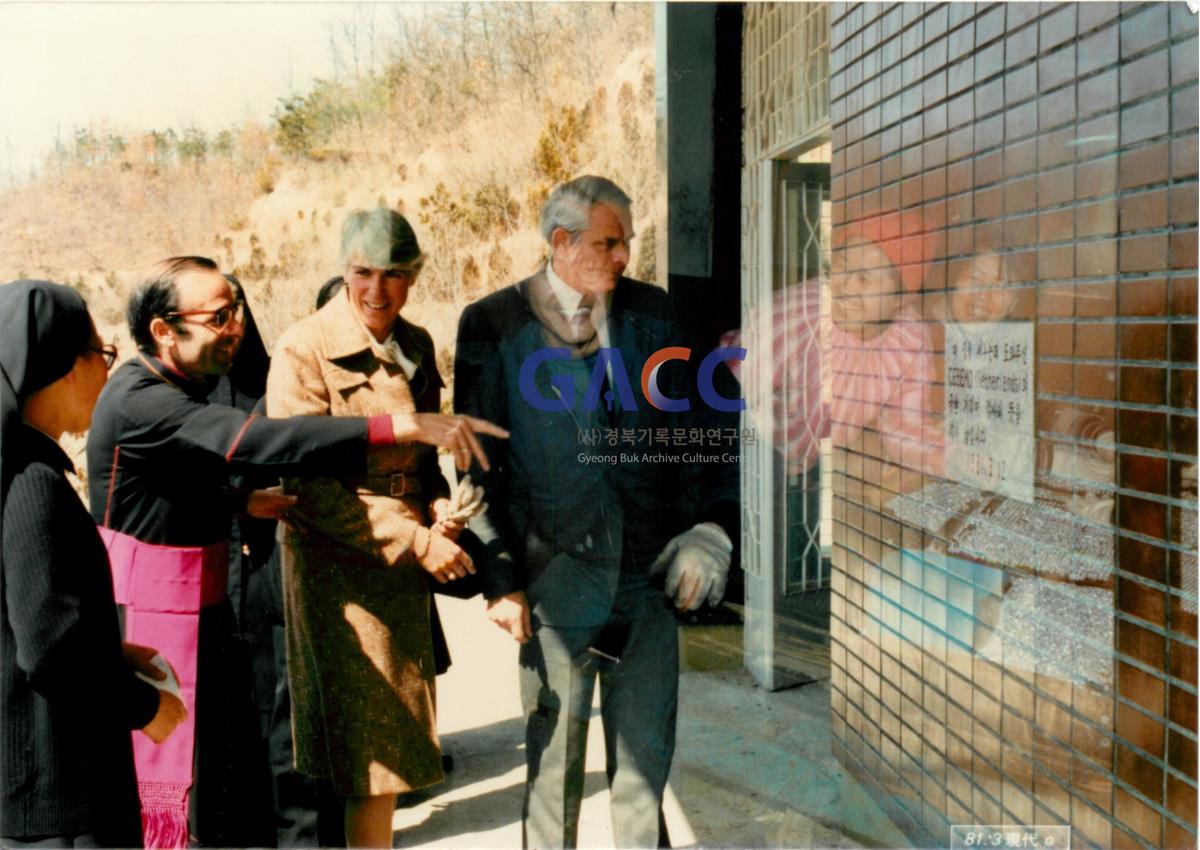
[87,353,379,848]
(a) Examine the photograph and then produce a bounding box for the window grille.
[743,2,830,161]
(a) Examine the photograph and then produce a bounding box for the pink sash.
[100,526,228,849]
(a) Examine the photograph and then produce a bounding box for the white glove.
[650,523,732,611]
[444,475,487,523]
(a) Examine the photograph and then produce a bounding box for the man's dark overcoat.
[455,269,738,847]
[456,272,737,619]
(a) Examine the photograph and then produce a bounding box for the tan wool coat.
[265,288,446,796]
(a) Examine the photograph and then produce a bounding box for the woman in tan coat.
[266,208,502,847]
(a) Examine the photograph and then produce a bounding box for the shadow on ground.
[400,596,911,848]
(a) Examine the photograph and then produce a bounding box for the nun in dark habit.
[0,280,186,848]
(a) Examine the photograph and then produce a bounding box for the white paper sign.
[944,321,1035,502]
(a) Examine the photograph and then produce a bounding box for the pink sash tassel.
[100,526,228,850]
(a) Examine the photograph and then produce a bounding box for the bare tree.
[478,2,500,93]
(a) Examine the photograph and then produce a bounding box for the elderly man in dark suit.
[455,175,739,848]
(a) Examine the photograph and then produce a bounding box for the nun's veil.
[208,274,269,411]
[0,280,93,502]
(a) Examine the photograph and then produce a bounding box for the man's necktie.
[567,297,595,340]
[562,297,618,423]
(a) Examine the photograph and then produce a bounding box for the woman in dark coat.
[0,280,186,847]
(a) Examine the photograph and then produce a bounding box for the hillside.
[0,2,658,397]
[0,3,657,486]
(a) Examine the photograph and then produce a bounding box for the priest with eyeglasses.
[86,256,504,849]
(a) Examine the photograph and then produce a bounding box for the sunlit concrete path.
[391,596,910,849]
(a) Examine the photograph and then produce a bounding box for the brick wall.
[826,3,1198,847]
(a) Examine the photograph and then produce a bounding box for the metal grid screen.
[744,2,831,161]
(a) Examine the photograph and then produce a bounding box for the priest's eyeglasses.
[166,299,245,333]
[90,343,118,370]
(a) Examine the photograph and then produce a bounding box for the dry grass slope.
[0,3,657,484]
[0,3,658,397]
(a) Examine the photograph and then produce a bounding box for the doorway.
[744,148,833,690]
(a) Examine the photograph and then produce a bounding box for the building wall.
[826,3,1198,848]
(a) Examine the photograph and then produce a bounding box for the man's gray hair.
[539,175,632,244]
[339,207,424,271]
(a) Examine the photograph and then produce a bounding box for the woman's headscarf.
[834,209,940,294]
[0,280,93,497]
